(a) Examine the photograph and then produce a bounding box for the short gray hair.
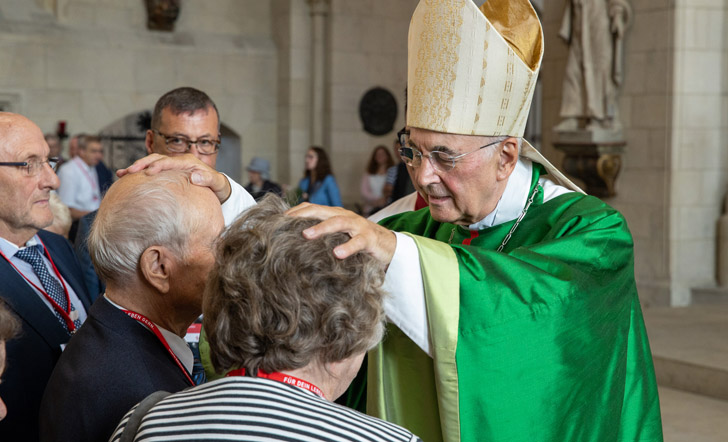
[486,135,521,153]
[88,171,201,285]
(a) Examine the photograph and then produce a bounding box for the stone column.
[307,0,329,147]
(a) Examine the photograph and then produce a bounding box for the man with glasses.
[289,1,662,441]
[139,86,255,223]
[0,112,93,442]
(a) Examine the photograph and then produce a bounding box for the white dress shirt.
[57,157,101,212]
[221,173,257,226]
[0,235,88,324]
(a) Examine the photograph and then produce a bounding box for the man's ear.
[496,137,520,181]
[139,246,174,294]
[144,129,155,155]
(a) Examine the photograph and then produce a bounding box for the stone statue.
[555,0,631,132]
[144,0,181,32]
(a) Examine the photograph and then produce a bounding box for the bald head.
[0,113,39,152]
[88,170,223,286]
[0,113,60,246]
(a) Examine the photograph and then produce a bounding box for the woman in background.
[360,144,394,216]
[299,146,342,207]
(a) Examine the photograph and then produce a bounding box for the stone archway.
[98,110,150,172]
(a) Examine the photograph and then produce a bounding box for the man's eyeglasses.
[153,130,221,155]
[397,128,501,172]
[0,158,60,176]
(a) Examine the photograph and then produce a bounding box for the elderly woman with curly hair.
[110,195,421,442]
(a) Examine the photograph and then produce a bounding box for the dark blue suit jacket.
[39,297,192,442]
[74,210,104,301]
[0,230,92,442]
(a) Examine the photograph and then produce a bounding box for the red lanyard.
[73,157,100,201]
[226,368,325,399]
[0,239,76,332]
[121,310,195,386]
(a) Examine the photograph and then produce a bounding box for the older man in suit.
[39,170,225,442]
[0,112,93,442]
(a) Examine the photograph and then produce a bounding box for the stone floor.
[659,387,728,442]
[644,305,728,441]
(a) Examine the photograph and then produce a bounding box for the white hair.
[88,171,201,285]
[475,135,521,160]
[47,193,72,238]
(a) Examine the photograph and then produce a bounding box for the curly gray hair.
[204,195,386,375]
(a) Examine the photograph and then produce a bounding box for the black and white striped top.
[110,376,422,442]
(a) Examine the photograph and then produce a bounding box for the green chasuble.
[373,165,663,442]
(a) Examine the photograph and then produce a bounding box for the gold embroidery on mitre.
[494,49,516,133]
[513,69,536,136]
[408,0,542,138]
[496,115,506,134]
[410,0,464,133]
[474,23,490,131]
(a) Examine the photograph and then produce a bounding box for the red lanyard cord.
[0,239,76,332]
[227,368,325,399]
[73,157,100,199]
[121,310,195,386]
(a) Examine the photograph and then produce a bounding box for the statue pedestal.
[552,129,625,197]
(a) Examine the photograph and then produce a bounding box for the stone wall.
[0,0,277,183]
[325,0,417,207]
[669,0,728,305]
[0,0,416,206]
[274,0,416,204]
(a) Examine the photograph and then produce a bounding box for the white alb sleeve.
[220,173,257,226]
[383,231,432,357]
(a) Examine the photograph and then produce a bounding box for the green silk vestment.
[372,166,663,442]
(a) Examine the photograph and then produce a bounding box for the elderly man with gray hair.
[39,170,224,442]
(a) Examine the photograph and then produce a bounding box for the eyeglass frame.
[152,129,221,155]
[0,157,60,176]
[397,128,502,172]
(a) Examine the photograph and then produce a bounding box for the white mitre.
[407,0,583,193]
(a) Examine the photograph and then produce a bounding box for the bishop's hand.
[116,153,231,204]
[285,203,396,266]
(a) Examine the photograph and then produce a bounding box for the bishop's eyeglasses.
[397,128,501,172]
[0,157,60,176]
[153,130,221,155]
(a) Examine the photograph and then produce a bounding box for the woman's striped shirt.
[110,376,422,442]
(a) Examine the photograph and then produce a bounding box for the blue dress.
[299,175,342,207]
